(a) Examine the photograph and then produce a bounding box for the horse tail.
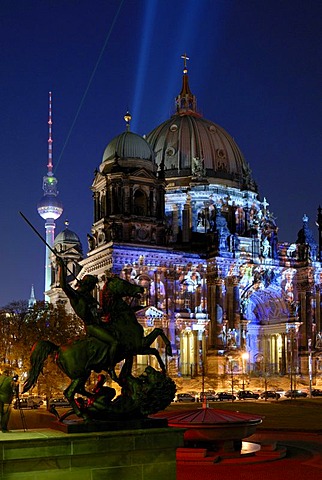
[23,340,59,393]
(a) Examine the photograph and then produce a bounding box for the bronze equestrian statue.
[23,263,173,421]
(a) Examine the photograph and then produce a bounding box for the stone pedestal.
[0,427,184,480]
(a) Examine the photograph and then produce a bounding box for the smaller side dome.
[54,221,83,254]
[102,131,154,163]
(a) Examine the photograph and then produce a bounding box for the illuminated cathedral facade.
[48,60,322,385]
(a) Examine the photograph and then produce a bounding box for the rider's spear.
[20,211,139,307]
[19,211,78,282]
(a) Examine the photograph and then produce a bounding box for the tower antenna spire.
[47,91,53,176]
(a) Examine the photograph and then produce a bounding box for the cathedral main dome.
[146,65,257,192]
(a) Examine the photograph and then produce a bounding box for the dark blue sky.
[1,0,321,306]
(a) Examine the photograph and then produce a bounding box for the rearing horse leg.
[142,328,173,356]
[139,328,173,373]
[107,367,120,384]
[118,356,134,384]
[64,377,91,420]
[139,346,167,373]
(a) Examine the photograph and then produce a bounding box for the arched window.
[133,190,147,216]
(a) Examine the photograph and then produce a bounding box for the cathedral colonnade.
[116,259,321,380]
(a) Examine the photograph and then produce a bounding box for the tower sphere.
[37,194,63,220]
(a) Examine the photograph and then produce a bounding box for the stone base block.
[0,427,184,480]
[53,416,168,434]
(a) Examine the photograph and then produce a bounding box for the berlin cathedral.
[47,59,322,386]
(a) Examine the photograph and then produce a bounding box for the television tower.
[37,92,63,301]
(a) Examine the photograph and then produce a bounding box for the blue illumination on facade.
[49,62,322,381]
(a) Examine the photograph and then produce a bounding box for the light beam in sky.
[131,0,158,133]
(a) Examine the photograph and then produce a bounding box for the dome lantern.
[124,111,132,131]
[175,53,200,117]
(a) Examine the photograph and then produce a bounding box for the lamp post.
[226,355,235,401]
[241,352,249,391]
[287,321,301,398]
[230,359,234,400]
[308,338,313,398]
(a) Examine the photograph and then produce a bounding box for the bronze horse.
[23,275,172,418]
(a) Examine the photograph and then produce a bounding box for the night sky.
[1,0,321,306]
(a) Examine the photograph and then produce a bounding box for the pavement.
[4,409,322,479]
[177,430,322,480]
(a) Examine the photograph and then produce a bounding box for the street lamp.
[226,355,235,401]
[241,352,249,391]
[287,321,301,398]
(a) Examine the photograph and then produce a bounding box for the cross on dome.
[181,52,189,73]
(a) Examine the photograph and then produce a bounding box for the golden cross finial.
[181,52,189,71]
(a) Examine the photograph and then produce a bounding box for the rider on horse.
[57,257,118,372]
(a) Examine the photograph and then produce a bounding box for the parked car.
[199,391,217,402]
[276,390,286,398]
[311,389,322,397]
[28,395,44,407]
[238,390,259,400]
[215,391,236,401]
[175,393,196,402]
[49,398,71,407]
[260,390,280,400]
[13,398,39,409]
[187,391,199,401]
[284,390,307,398]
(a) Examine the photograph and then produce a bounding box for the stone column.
[272,335,278,373]
[100,191,106,217]
[263,335,270,373]
[172,205,179,238]
[105,185,111,216]
[316,290,321,334]
[164,269,176,351]
[149,188,154,216]
[112,184,119,214]
[298,290,307,350]
[109,185,114,215]
[240,319,248,350]
[206,275,215,348]
[93,192,100,222]
[281,332,287,375]
[206,268,220,349]
[179,330,199,376]
[214,278,224,349]
[233,280,240,323]
[182,203,191,243]
[306,291,313,342]
[126,184,132,215]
